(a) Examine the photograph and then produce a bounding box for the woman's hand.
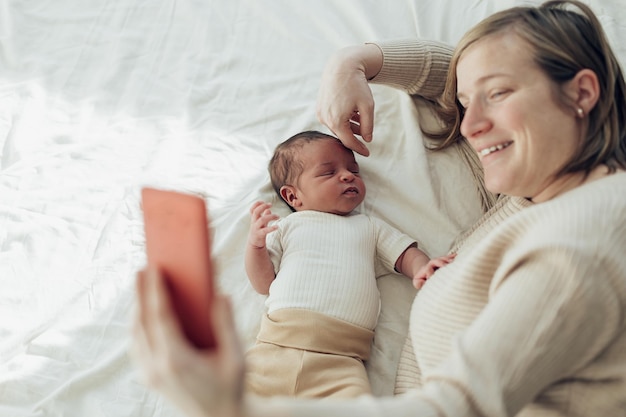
[131,267,245,417]
[316,44,384,157]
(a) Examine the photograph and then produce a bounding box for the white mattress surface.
[1,1,624,416]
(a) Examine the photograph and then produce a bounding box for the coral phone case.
[141,187,216,349]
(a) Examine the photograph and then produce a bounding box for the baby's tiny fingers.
[413,277,427,290]
[249,201,266,214]
[251,202,271,219]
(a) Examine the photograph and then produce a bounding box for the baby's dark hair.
[269,130,340,200]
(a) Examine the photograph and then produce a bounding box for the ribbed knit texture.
[265,211,415,330]
[403,173,626,416]
[395,195,532,396]
[372,39,453,100]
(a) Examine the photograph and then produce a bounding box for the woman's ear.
[279,185,300,209]
[567,68,600,116]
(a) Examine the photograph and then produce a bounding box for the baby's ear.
[279,185,300,209]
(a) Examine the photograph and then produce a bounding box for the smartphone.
[141,187,216,349]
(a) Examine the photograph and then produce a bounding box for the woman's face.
[456,32,581,202]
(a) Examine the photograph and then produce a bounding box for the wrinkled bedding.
[1,1,624,415]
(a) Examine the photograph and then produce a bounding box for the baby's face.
[290,139,365,215]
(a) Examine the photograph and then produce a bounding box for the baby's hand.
[412,253,456,290]
[248,201,279,249]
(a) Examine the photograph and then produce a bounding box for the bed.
[2,0,624,415]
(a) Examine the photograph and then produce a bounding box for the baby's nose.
[340,170,355,181]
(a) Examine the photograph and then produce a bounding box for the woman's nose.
[460,102,492,139]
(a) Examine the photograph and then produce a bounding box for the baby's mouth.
[344,187,359,194]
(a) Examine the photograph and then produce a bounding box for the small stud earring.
[577,108,584,118]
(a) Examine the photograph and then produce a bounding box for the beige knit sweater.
[252,40,626,417]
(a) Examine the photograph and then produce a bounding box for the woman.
[132,1,626,416]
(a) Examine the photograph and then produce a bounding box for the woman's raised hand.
[132,267,245,417]
[316,44,384,157]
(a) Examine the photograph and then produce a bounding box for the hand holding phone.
[141,187,216,349]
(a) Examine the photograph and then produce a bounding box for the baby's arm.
[396,245,456,289]
[245,201,279,295]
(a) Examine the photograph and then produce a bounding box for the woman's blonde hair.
[430,0,626,176]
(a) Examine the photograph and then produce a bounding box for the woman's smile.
[478,141,513,158]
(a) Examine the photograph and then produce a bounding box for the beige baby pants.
[245,308,374,398]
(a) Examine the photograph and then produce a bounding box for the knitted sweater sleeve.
[369,39,454,101]
[419,243,623,416]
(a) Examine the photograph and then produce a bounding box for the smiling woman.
[455,31,596,200]
[448,6,621,202]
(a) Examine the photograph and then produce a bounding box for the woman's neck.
[531,165,614,203]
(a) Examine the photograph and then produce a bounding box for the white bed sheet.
[1,1,625,416]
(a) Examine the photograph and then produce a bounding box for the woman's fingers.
[144,267,188,358]
[331,119,370,157]
[213,296,244,369]
[132,267,182,387]
[316,46,376,157]
[330,105,374,157]
[132,269,153,372]
[149,267,175,331]
[350,109,374,144]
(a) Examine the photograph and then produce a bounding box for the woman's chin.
[484,177,510,197]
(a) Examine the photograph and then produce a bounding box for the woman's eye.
[489,90,509,100]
